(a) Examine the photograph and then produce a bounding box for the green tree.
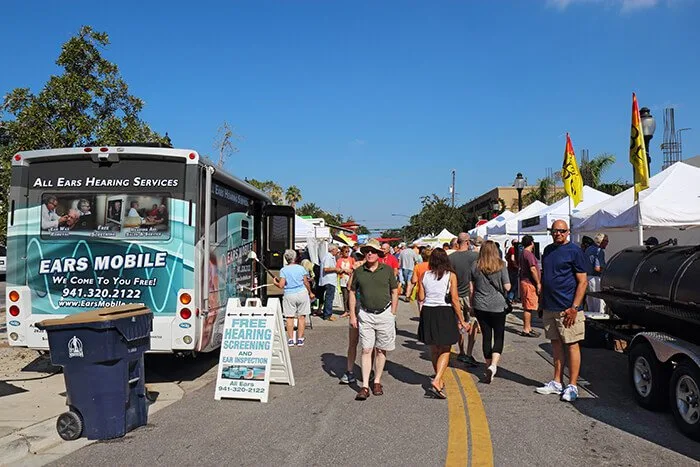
[247,179,284,204]
[403,194,466,239]
[579,153,629,195]
[0,25,165,243]
[284,185,302,208]
[522,177,566,205]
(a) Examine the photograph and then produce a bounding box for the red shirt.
[380,254,399,271]
[506,246,518,271]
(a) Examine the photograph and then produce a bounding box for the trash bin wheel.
[57,410,83,441]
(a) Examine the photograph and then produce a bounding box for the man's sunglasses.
[550,229,569,234]
[365,250,379,255]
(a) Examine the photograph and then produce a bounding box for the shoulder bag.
[443,272,452,304]
[483,269,512,314]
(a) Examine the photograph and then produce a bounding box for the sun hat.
[360,239,385,258]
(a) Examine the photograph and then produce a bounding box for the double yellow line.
[444,363,494,466]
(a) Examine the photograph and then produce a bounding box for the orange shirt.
[336,256,355,287]
[413,262,430,295]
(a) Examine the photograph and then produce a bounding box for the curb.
[1,382,184,467]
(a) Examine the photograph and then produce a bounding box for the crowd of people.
[273,220,614,403]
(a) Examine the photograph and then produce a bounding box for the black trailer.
[588,241,700,440]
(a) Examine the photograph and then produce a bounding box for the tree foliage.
[284,185,302,208]
[247,179,285,204]
[0,25,165,243]
[402,194,466,240]
[522,177,566,205]
[579,152,629,196]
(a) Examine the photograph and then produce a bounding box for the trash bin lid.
[37,304,152,329]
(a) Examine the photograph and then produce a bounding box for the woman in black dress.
[418,248,470,398]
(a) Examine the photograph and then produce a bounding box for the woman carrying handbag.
[418,248,470,399]
[469,241,511,383]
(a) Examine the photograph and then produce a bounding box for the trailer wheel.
[628,342,669,410]
[669,361,700,441]
[56,410,83,441]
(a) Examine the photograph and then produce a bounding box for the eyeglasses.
[551,229,569,235]
[365,250,378,256]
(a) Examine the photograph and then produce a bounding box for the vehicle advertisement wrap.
[198,184,255,352]
[4,162,194,316]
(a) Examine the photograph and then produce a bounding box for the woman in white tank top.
[417,248,470,399]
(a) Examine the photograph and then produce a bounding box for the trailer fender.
[631,332,700,368]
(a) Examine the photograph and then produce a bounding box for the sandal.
[428,384,447,399]
[372,383,384,396]
[355,387,370,401]
[520,330,541,338]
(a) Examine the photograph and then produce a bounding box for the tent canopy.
[520,186,611,233]
[486,201,547,235]
[572,162,700,231]
[469,210,515,238]
[414,228,457,248]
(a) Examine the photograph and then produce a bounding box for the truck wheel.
[669,361,700,441]
[56,411,83,441]
[628,342,669,410]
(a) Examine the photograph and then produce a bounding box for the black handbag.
[484,270,513,314]
[443,272,451,304]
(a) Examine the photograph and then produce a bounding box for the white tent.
[571,162,700,257]
[519,186,611,234]
[486,201,547,236]
[295,216,330,249]
[414,228,457,248]
[469,210,515,238]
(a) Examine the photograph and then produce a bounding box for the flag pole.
[637,199,643,245]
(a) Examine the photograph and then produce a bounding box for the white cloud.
[547,0,661,11]
[350,138,366,146]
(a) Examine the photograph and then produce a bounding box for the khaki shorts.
[543,310,585,344]
[282,290,311,317]
[459,296,472,319]
[357,308,396,351]
[520,281,539,311]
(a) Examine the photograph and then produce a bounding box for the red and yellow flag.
[562,132,583,207]
[630,93,650,200]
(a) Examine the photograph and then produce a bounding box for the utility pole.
[450,169,456,208]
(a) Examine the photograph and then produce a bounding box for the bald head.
[457,232,470,251]
[551,219,570,244]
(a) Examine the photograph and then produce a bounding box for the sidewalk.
[0,313,189,467]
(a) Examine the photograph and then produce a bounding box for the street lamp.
[513,172,526,211]
[639,107,656,173]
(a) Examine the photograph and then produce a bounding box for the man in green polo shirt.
[349,239,399,401]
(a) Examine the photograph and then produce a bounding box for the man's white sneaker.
[536,380,563,395]
[561,384,579,402]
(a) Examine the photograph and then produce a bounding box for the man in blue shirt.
[536,220,588,402]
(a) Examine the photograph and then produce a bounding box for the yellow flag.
[630,92,649,200]
[562,132,584,207]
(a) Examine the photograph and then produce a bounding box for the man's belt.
[361,304,391,314]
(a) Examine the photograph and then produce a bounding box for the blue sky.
[2,0,699,230]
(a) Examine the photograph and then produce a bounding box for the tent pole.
[568,196,573,239]
[637,200,643,246]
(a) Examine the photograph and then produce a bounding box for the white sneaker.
[561,384,579,402]
[485,365,497,384]
[536,380,563,395]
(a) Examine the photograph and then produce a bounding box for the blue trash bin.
[36,304,153,441]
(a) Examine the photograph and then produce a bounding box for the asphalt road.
[52,302,699,466]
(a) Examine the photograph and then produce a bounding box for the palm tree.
[522,176,566,206]
[285,185,302,208]
[579,153,629,195]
